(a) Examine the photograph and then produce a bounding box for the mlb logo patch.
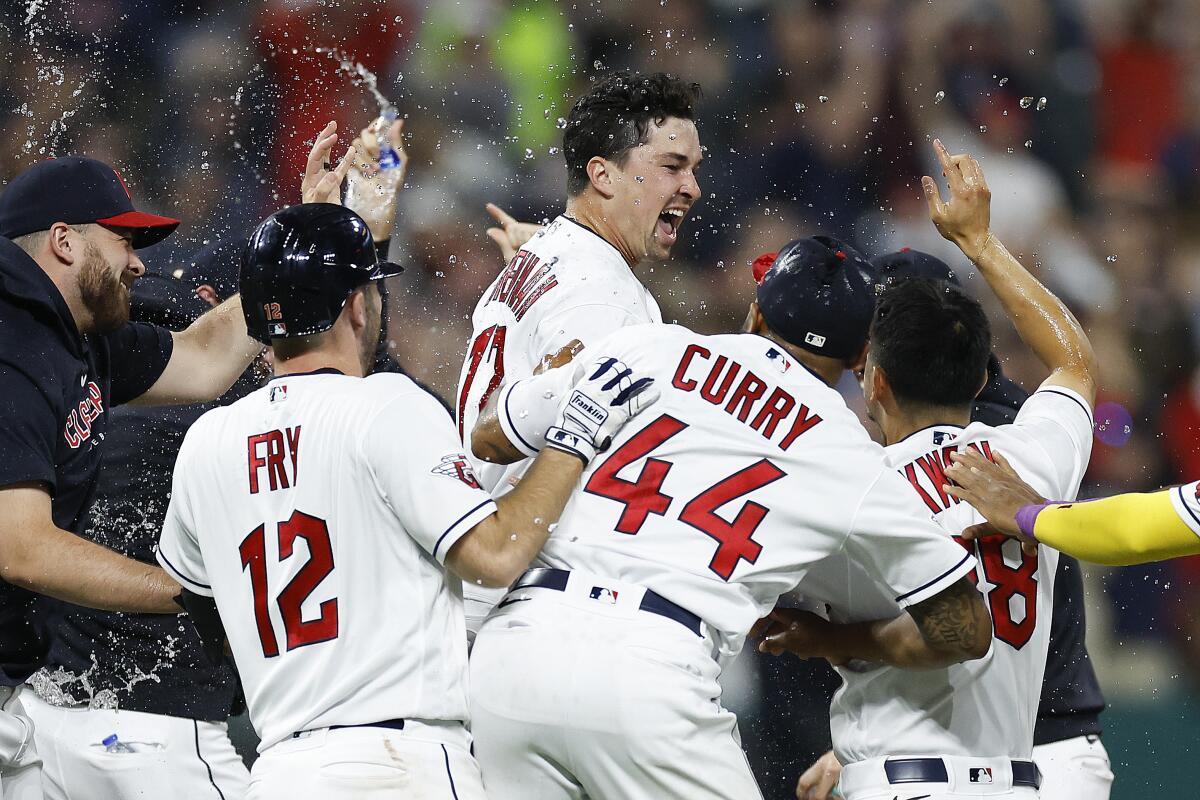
[765,347,792,374]
[969,767,993,784]
[804,331,826,348]
[589,586,619,604]
[270,385,288,403]
[268,322,287,337]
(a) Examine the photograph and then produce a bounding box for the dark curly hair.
[870,279,992,407]
[562,72,701,196]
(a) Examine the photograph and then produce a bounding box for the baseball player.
[771,141,1098,800]
[0,156,262,798]
[155,202,657,800]
[468,235,994,799]
[455,71,702,630]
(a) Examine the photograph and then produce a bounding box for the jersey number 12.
[240,511,339,658]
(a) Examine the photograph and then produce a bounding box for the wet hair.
[870,279,991,407]
[563,72,701,196]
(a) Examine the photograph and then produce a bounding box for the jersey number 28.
[240,511,338,658]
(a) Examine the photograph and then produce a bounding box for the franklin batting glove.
[545,356,658,465]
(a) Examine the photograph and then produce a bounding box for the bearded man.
[0,155,261,798]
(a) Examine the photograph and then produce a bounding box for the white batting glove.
[545,357,658,465]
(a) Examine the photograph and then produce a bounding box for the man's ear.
[48,222,78,265]
[870,362,892,408]
[346,288,368,332]
[586,156,616,199]
[744,301,770,335]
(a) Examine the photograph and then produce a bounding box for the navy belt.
[506,568,703,637]
[883,757,1040,789]
[292,718,405,739]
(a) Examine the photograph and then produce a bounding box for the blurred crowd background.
[2,0,1198,796]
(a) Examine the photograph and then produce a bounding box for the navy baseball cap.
[868,248,961,294]
[754,235,876,360]
[0,156,179,248]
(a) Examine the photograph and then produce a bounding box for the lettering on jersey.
[63,380,105,449]
[486,248,559,321]
[672,345,822,450]
[899,440,995,514]
[247,426,302,494]
[431,454,482,489]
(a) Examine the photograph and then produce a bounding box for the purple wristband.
[1014,502,1060,541]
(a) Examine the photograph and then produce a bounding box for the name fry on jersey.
[672,343,822,451]
[248,426,301,494]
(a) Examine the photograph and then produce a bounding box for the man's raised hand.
[485,203,544,264]
[922,138,992,261]
[302,121,356,205]
[345,117,407,242]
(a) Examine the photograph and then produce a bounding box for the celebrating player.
[468,234,992,799]
[0,156,261,796]
[774,140,1099,800]
[155,203,656,799]
[455,71,702,632]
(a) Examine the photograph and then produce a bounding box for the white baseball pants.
[1032,735,1112,800]
[469,577,764,800]
[21,691,246,800]
[246,721,485,800]
[839,755,1040,799]
[0,687,42,800]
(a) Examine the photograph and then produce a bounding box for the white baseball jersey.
[503,324,976,658]
[157,370,498,751]
[796,383,1094,763]
[455,214,662,493]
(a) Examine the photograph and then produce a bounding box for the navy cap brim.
[369,260,404,280]
[97,210,181,249]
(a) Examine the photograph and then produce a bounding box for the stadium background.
[3,0,1198,796]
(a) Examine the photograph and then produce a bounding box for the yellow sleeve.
[1033,490,1200,566]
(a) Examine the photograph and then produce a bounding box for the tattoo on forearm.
[908,577,989,652]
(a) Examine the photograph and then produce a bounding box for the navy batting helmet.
[240,203,403,344]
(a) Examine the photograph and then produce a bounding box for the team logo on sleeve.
[432,454,482,489]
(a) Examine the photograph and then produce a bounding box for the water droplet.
[549,146,560,155]
[1036,97,1048,111]
[635,175,645,182]
[524,148,534,160]
[934,90,945,104]
[593,60,603,70]
[795,102,806,113]
[1028,49,1036,55]
[449,255,457,264]
[979,125,988,133]
[1024,139,1033,148]
[543,391,554,399]
[510,534,518,541]
[999,77,1009,86]
[1020,97,1034,109]
[1106,255,1117,263]
[555,117,568,130]
[818,95,830,103]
